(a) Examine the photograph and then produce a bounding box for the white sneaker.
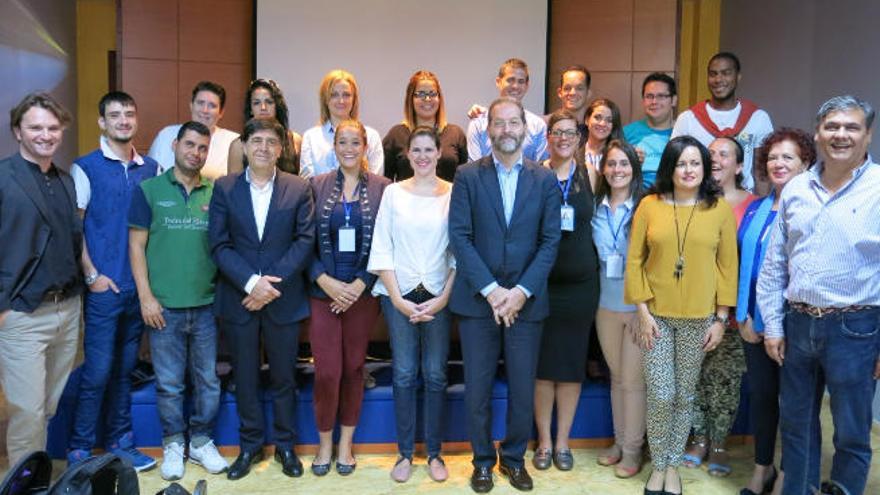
[189,440,229,474]
[160,442,185,481]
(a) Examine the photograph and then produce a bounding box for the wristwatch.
[85,271,100,286]
[709,314,727,325]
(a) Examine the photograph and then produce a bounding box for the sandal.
[707,446,731,477]
[682,436,707,468]
[597,444,622,466]
[614,451,642,478]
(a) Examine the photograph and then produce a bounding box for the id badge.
[606,253,624,279]
[338,226,356,252]
[560,205,575,232]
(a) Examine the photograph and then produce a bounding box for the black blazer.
[448,155,561,321]
[209,170,315,325]
[308,169,390,298]
[0,153,82,313]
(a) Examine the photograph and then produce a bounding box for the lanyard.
[604,204,629,252]
[555,161,576,205]
[341,183,359,226]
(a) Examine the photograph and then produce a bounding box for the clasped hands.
[487,286,527,328]
[317,274,366,314]
[242,275,282,311]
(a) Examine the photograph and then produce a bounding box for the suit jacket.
[307,169,390,298]
[209,170,315,324]
[0,153,82,313]
[448,155,561,321]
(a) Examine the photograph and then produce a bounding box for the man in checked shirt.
[757,95,880,495]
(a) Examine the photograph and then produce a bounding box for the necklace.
[672,193,698,280]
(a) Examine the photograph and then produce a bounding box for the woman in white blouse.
[300,69,384,179]
[367,126,456,484]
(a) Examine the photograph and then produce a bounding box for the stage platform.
[46,363,750,458]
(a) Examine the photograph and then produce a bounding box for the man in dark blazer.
[450,97,561,493]
[209,118,315,480]
[0,93,82,465]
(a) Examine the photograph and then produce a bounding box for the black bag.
[48,453,139,495]
[156,480,207,495]
[0,451,52,495]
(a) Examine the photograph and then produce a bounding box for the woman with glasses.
[382,70,467,182]
[300,70,384,179]
[308,119,389,477]
[369,126,456,483]
[227,78,302,175]
[625,136,738,495]
[592,140,646,478]
[531,109,599,472]
[584,98,624,177]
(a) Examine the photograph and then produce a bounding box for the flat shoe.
[553,449,574,471]
[390,456,411,483]
[532,447,552,470]
[427,456,448,482]
[336,458,356,476]
[597,445,622,466]
[311,457,331,477]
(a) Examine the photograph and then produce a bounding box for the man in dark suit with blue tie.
[450,97,561,492]
[208,118,315,481]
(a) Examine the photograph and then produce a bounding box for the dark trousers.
[743,340,782,466]
[458,316,542,469]
[309,296,380,431]
[221,314,300,452]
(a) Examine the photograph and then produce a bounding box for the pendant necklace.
[672,192,698,280]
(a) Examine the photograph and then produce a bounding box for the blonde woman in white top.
[367,126,456,484]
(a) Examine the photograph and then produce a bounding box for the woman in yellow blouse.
[624,135,738,495]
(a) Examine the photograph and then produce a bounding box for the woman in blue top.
[591,139,646,478]
[736,128,815,495]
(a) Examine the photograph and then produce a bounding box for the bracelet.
[709,314,726,325]
[85,271,100,286]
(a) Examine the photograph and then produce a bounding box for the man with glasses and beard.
[450,97,561,493]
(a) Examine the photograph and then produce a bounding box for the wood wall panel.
[549,0,678,123]
[121,59,179,153]
[119,0,178,60]
[178,0,252,64]
[633,0,678,70]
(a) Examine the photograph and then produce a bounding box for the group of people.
[0,51,877,495]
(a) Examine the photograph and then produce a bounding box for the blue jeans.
[149,305,220,447]
[780,307,880,495]
[70,289,144,450]
[381,296,451,459]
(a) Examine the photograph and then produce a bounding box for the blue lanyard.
[556,161,576,205]
[604,204,630,252]
[341,183,359,226]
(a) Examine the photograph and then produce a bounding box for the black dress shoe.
[274,448,304,477]
[470,466,494,493]
[499,463,533,491]
[227,449,263,480]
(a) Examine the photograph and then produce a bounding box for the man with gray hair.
[757,95,880,495]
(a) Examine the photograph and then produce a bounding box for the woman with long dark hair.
[227,78,301,174]
[625,135,738,495]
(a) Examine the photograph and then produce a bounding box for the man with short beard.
[450,97,561,493]
[671,52,772,191]
[68,91,158,471]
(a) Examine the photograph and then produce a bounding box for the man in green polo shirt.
[128,121,228,481]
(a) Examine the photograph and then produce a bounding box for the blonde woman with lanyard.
[583,98,623,175]
[625,135,738,495]
[532,109,599,472]
[592,140,646,478]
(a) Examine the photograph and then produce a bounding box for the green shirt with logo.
[129,169,215,308]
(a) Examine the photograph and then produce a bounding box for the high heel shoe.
[644,470,665,495]
[739,465,777,495]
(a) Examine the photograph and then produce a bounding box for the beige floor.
[2,402,879,494]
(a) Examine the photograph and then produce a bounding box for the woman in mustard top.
[625,135,738,495]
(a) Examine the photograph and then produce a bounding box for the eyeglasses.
[549,129,579,139]
[413,91,439,101]
[643,93,672,101]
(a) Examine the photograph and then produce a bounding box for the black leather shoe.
[226,449,263,480]
[274,448,304,478]
[470,466,494,493]
[820,480,847,495]
[499,463,533,491]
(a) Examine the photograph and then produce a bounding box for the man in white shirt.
[467,58,548,162]
[148,80,238,180]
[671,52,773,191]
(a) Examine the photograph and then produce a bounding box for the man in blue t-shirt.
[624,73,677,187]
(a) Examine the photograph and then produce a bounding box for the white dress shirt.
[243,167,276,293]
[299,121,384,179]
